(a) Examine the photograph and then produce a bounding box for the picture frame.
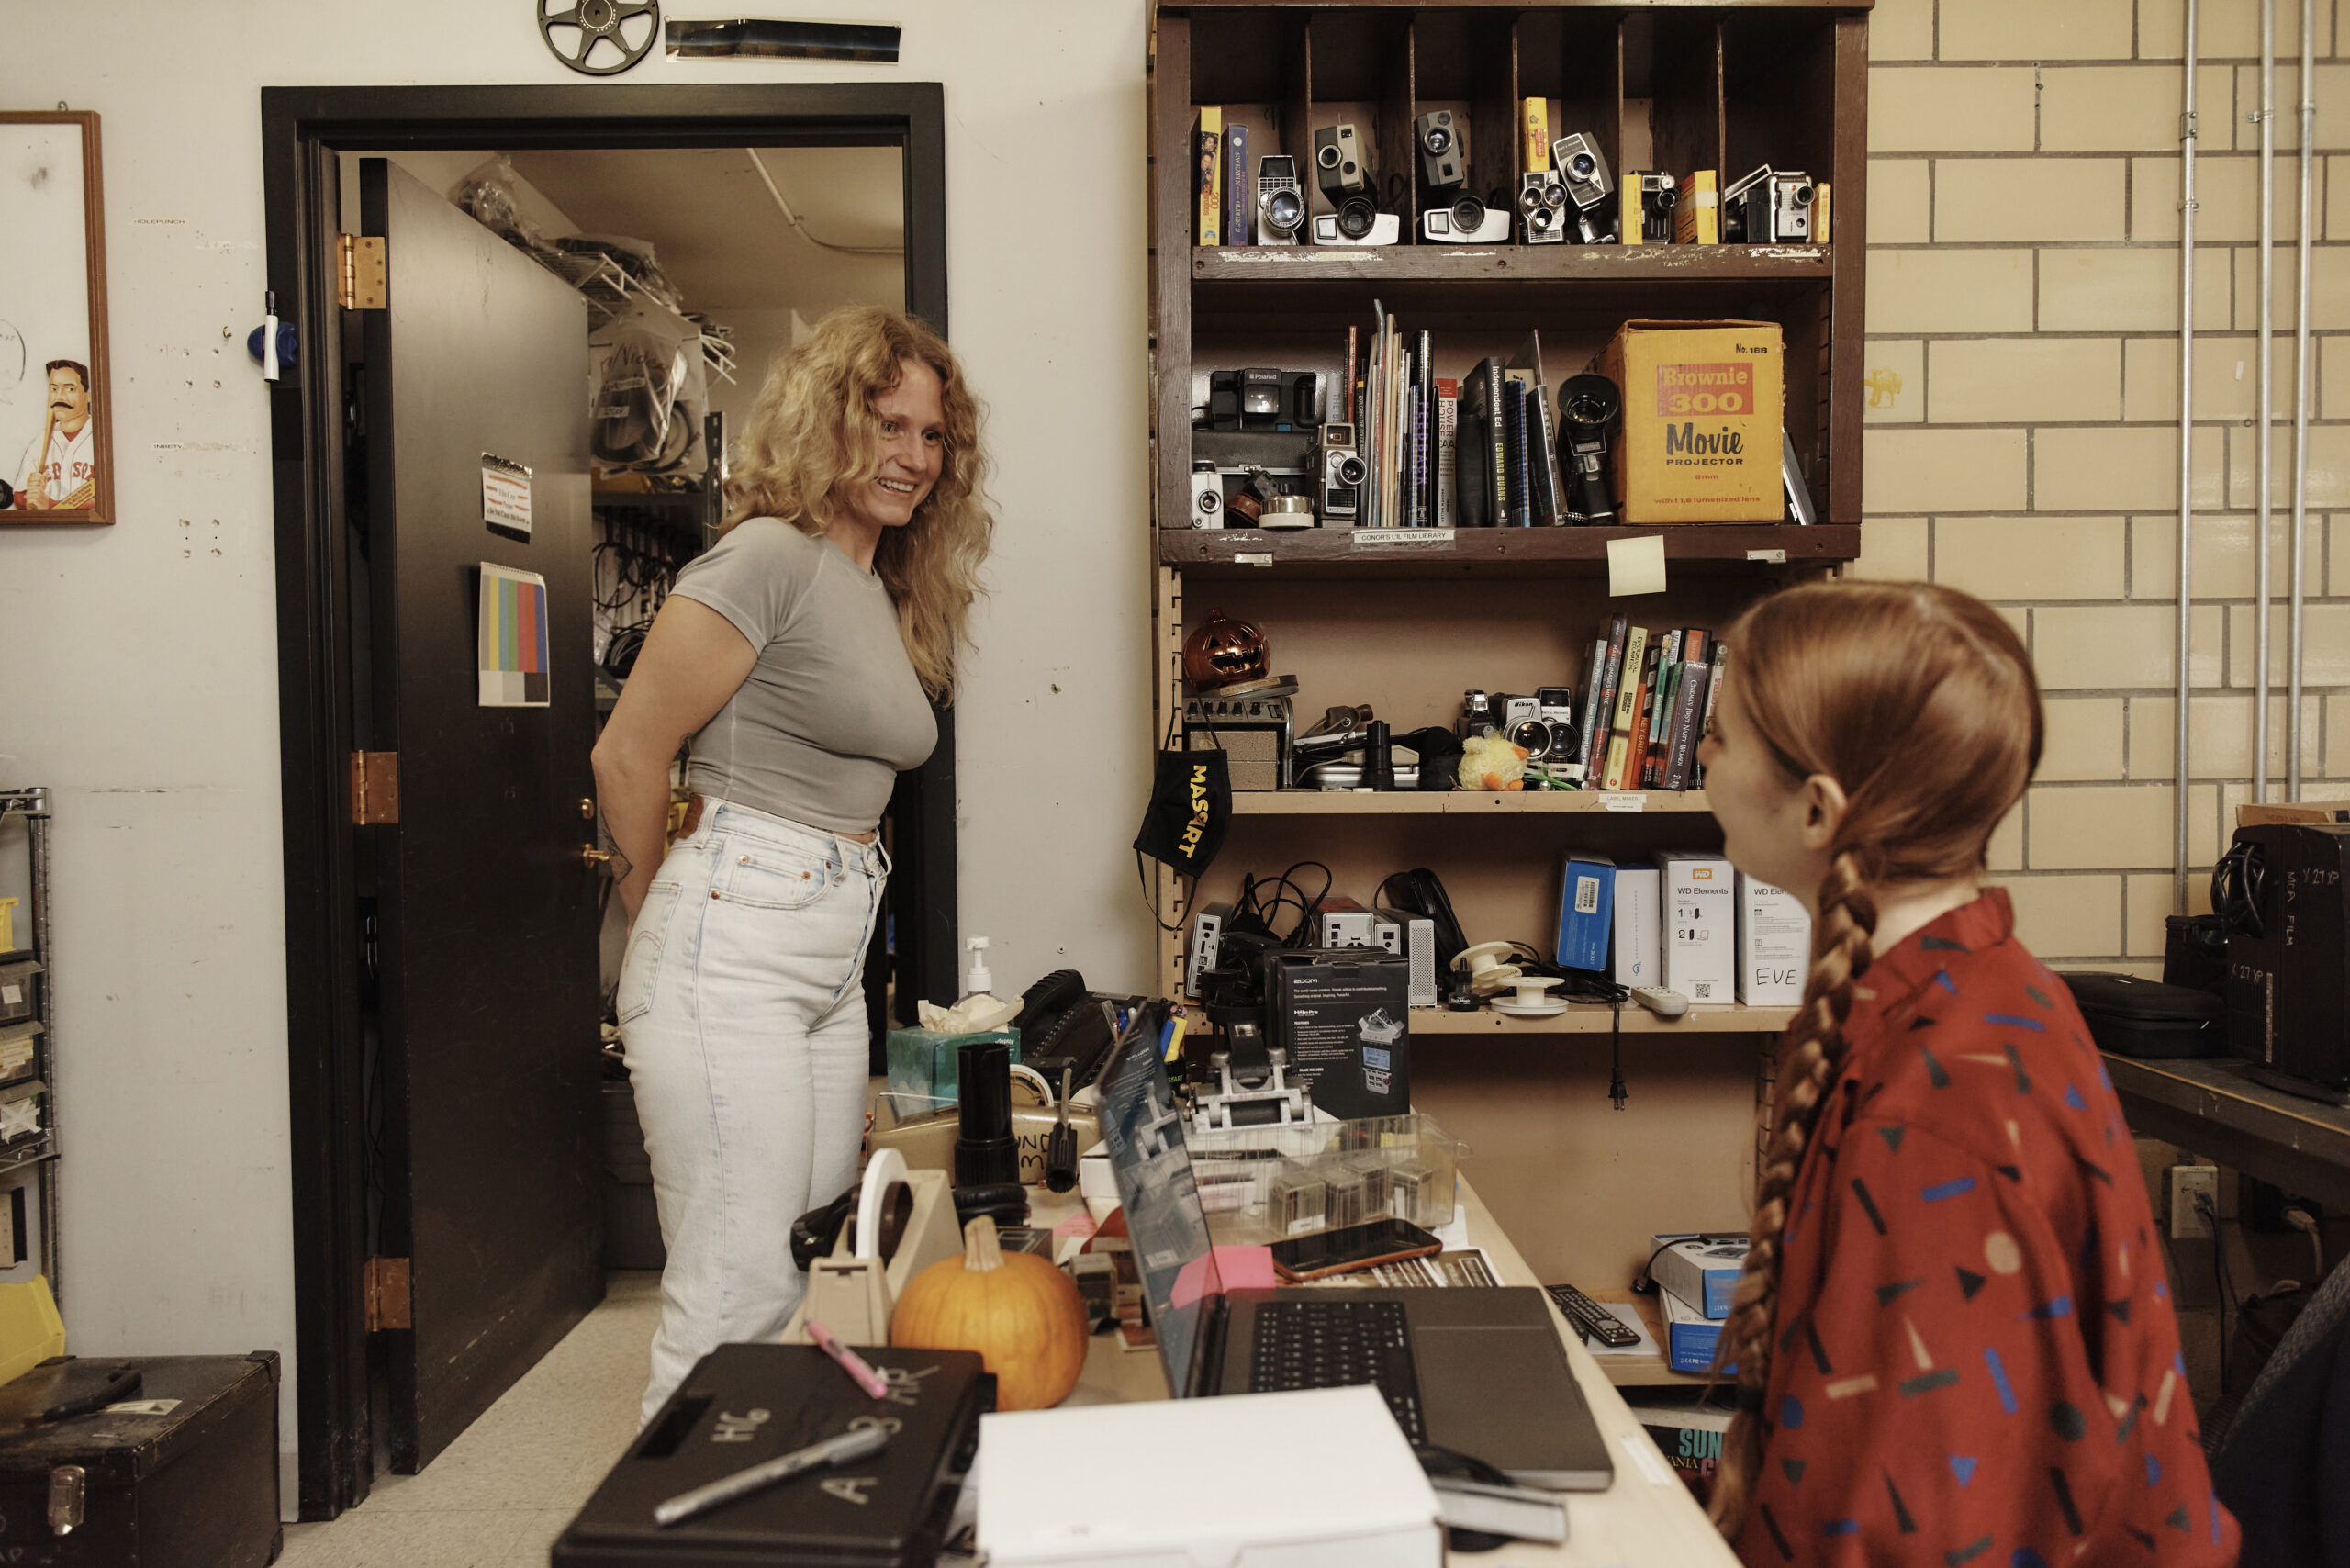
[0,111,112,528]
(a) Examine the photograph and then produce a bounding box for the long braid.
[1707,847,1880,1538]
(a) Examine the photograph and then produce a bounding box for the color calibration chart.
[477,562,551,708]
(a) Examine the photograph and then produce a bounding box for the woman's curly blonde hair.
[723,306,992,700]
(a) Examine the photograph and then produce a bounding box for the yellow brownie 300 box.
[1595,319,1785,523]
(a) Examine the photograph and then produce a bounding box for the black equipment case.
[2061,972,2226,1059]
[554,1343,988,1567]
[0,1352,281,1567]
[2218,823,2350,1098]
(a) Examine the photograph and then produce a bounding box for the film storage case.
[0,1352,281,1568]
[2060,972,2225,1060]
[554,1343,988,1567]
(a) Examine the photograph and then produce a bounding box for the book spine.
[1530,386,1566,524]
[1502,379,1530,527]
[1625,644,1660,790]
[1485,359,1507,527]
[1225,122,1250,244]
[1416,330,1436,527]
[1619,177,1643,247]
[1663,641,1711,791]
[1602,625,1648,790]
[1405,381,1426,526]
[1345,325,1360,437]
[1815,182,1832,245]
[1196,108,1223,246]
[1436,377,1460,530]
[1643,633,1681,788]
[1576,633,1616,780]
[1693,644,1728,788]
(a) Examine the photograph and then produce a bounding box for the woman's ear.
[1799,773,1850,853]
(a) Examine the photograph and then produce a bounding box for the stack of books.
[1575,617,1725,793]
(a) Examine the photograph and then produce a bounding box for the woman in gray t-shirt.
[591,307,992,1422]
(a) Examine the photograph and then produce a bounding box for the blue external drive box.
[1556,853,1616,972]
[1660,1288,1734,1375]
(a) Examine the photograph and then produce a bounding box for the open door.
[357,158,602,1473]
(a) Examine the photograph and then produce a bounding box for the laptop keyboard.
[1248,1299,1426,1444]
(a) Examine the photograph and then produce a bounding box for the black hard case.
[554,1344,988,1567]
[0,1353,282,1568]
[2061,972,2226,1059]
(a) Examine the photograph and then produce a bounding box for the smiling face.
[47,366,89,432]
[834,357,946,538]
[1695,681,1830,912]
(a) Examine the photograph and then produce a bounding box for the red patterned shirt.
[1738,890,2239,1566]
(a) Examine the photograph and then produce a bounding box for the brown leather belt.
[678,793,877,845]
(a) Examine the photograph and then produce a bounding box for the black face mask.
[1135,708,1230,925]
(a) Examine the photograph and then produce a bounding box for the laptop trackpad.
[1414,1327,1614,1491]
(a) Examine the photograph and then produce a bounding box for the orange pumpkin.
[890,1215,1090,1410]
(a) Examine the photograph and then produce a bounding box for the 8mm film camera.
[1414,109,1465,191]
[1550,131,1617,242]
[1256,155,1305,245]
[1320,424,1363,522]
[1421,195,1510,243]
[1519,167,1569,244]
[1723,165,1814,242]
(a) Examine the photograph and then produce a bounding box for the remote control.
[1545,1282,1641,1348]
[1628,986,1689,1019]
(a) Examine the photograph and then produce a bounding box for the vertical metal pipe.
[2176,0,2201,912]
[2255,0,2276,804]
[2289,0,2316,798]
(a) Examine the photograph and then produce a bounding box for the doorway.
[263,84,954,1522]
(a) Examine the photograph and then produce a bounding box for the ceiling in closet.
[505,145,904,319]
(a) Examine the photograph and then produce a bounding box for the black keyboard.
[1248,1299,1426,1443]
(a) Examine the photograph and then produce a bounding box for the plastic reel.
[541,0,659,75]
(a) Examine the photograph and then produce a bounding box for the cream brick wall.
[1864,0,2347,969]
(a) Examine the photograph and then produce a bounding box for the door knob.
[581,846,614,869]
[578,798,596,821]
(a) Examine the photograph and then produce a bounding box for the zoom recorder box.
[1595,319,1785,524]
[1269,948,1411,1119]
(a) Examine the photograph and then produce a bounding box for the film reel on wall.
[541,0,660,75]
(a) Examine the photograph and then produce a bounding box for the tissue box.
[1660,1286,1731,1375]
[1650,1234,1749,1320]
[884,1028,1019,1103]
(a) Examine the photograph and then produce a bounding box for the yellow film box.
[1595,319,1785,524]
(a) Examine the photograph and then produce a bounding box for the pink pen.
[806,1320,890,1400]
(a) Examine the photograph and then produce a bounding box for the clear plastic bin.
[1190,1114,1464,1241]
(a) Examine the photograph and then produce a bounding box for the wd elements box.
[1270,948,1411,1120]
[1595,319,1785,523]
[1611,866,1662,988]
[1737,873,1812,1005]
[1556,854,1616,973]
[1658,850,1735,1005]
[1650,1233,1750,1320]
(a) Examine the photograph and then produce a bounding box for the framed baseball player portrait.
[0,110,112,527]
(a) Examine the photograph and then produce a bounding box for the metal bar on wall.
[2175,0,2202,912]
[2288,0,2316,798]
[2255,0,2276,803]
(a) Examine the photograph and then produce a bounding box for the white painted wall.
[0,0,1155,1506]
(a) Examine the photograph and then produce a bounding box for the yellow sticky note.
[1607,534,1668,598]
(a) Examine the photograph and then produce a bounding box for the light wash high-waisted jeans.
[616,797,889,1423]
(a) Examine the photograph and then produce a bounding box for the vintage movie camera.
[1319,424,1363,522]
[1550,131,1617,242]
[1628,171,1679,242]
[1414,109,1466,191]
[1314,123,1367,201]
[1723,165,1814,242]
[1257,155,1306,245]
[1555,373,1620,523]
[1420,194,1511,243]
[1518,166,1570,244]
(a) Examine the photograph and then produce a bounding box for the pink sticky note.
[1053,1212,1097,1239]
[1210,1244,1278,1293]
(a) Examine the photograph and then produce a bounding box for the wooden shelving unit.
[1148,0,1869,1289]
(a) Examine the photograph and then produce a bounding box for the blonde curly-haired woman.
[592,306,991,1421]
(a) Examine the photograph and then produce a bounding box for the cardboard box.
[1611,867,1662,988]
[1650,1233,1749,1320]
[1269,948,1411,1119]
[1555,854,1617,973]
[1658,851,1736,1005]
[1595,319,1785,523]
[1736,873,1811,1005]
[1660,1285,1730,1375]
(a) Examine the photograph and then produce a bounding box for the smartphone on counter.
[1268,1217,1443,1282]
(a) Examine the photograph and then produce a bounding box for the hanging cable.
[744,149,905,256]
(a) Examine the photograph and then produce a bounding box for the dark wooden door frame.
[261,83,955,1521]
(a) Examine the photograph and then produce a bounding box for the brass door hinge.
[338,234,386,310]
[364,1257,412,1332]
[350,751,399,825]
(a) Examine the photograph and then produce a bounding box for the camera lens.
[1337,455,1366,486]
[1265,189,1304,233]
[1337,196,1378,238]
[1653,185,1679,210]
[1316,143,1341,170]
[1569,152,1596,180]
[1423,124,1452,156]
[1789,183,1815,207]
[1509,719,1554,759]
[1198,490,1221,515]
[1450,196,1485,231]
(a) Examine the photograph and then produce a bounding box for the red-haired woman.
[1695,582,2238,1566]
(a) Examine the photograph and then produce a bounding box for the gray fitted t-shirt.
[670,518,937,834]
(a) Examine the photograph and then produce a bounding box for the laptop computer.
[1096,1003,1615,1491]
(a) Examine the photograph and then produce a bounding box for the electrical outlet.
[2171,1164,2220,1239]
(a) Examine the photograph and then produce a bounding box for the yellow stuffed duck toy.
[1459,733,1528,791]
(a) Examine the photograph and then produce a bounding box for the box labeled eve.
[1736,874,1811,1005]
